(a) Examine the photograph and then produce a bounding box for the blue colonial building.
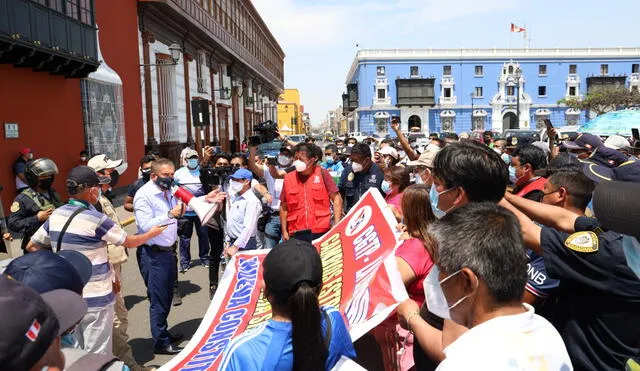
[342,48,640,135]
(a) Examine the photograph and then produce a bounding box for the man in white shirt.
[401,202,572,370]
[223,168,261,256]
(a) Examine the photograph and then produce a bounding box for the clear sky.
[252,0,639,127]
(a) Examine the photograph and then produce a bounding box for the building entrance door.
[503,112,518,129]
[408,115,421,131]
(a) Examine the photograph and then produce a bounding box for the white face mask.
[426,144,440,152]
[278,155,292,166]
[493,147,502,155]
[229,180,245,193]
[351,162,364,173]
[293,160,307,172]
[424,266,478,320]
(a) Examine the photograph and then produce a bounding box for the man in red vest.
[280,143,343,242]
[510,145,548,201]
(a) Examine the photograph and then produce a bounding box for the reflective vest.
[515,177,547,198]
[283,166,332,234]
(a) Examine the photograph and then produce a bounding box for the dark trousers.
[263,215,282,249]
[178,214,210,268]
[207,227,224,287]
[137,245,177,349]
[291,230,326,243]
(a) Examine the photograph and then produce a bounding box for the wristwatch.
[167,211,175,219]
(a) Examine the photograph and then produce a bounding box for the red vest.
[283,166,332,234]
[515,177,546,198]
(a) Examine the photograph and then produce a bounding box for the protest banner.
[160,189,408,370]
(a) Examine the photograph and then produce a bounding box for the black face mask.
[38,177,54,190]
[141,169,151,182]
[109,170,120,187]
[154,176,174,191]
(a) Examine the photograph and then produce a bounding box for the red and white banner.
[160,189,408,370]
[510,23,526,33]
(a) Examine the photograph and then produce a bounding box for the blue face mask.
[623,235,640,279]
[381,180,391,194]
[187,158,199,169]
[508,165,518,184]
[430,183,455,219]
[326,156,335,165]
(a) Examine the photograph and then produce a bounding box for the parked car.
[502,129,540,142]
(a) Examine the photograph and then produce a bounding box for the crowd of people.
[1,116,640,370]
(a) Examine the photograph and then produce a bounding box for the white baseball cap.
[87,154,123,172]
[376,146,399,160]
[604,135,630,150]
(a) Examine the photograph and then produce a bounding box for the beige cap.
[408,149,439,168]
[87,154,123,172]
[183,148,199,158]
[376,146,399,160]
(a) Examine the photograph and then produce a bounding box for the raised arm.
[247,146,265,178]
[504,192,578,234]
[391,118,419,161]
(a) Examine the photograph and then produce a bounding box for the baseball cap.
[20,147,32,155]
[604,135,630,150]
[376,146,399,160]
[0,276,84,370]
[506,136,535,149]
[593,181,640,240]
[87,154,123,172]
[230,168,253,181]
[263,239,322,296]
[66,166,110,193]
[582,160,640,184]
[408,149,439,168]
[183,148,199,159]
[5,250,92,295]
[562,133,603,151]
[584,146,629,168]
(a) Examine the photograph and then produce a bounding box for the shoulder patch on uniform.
[10,202,20,213]
[347,172,354,182]
[564,231,599,253]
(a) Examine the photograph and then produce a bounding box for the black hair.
[139,155,156,168]
[430,202,527,304]
[230,152,247,166]
[213,152,231,165]
[80,150,88,155]
[335,138,344,144]
[433,141,508,202]
[293,143,322,161]
[384,166,411,192]
[324,144,339,153]
[381,138,394,145]
[347,137,358,144]
[512,145,548,171]
[350,143,372,158]
[280,147,293,155]
[547,170,595,211]
[445,132,459,140]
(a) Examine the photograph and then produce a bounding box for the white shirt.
[174,166,204,215]
[133,181,178,246]
[225,189,261,248]
[261,164,283,212]
[437,304,573,371]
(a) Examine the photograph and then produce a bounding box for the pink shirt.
[396,237,434,306]
[385,191,403,215]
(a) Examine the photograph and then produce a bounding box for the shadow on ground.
[129,318,203,367]
[177,279,201,297]
[124,295,146,311]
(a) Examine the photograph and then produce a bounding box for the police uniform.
[338,162,384,211]
[7,187,63,251]
[539,216,640,370]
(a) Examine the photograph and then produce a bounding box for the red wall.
[94,0,144,187]
[0,64,85,210]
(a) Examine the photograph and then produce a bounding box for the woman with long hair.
[375,184,439,371]
[220,239,356,370]
[383,166,411,221]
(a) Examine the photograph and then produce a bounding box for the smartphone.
[266,157,278,166]
[248,135,261,147]
[544,119,554,129]
[158,221,175,227]
[632,128,639,141]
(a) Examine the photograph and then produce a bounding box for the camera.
[249,120,279,145]
[200,166,234,191]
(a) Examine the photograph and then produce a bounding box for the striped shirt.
[31,201,127,311]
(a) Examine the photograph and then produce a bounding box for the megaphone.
[172,186,217,224]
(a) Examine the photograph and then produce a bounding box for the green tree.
[559,88,640,117]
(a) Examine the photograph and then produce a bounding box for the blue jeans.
[137,245,177,348]
[178,214,210,268]
[263,215,282,249]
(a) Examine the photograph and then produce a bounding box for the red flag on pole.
[511,23,526,33]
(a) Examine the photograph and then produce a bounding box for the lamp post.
[470,92,474,129]
[139,43,181,66]
[515,67,522,128]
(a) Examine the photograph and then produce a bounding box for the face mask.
[325,156,335,165]
[154,176,174,191]
[278,155,292,166]
[348,143,354,148]
[187,158,199,169]
[501,153,511,165]
[508,166,518,184]
[493,147,502,155]
[424,266,477,320]
[141,168,151,182]
[623,235,640,279]
[109,170,119,187]
[352,162,364,173]
[293,160,307,172]
[430,183,455,219]
[398,151,406,158]
[38,177,54,190]
[426,144,440,152]
[27,153,34,160]
[381,180,391,194]
[414,174,424,184]
[229,180,245,193]
[80,156,87,162]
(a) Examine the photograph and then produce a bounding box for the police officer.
[339,142,384,212]
[8,158,64,252]
[503,191,640,370]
